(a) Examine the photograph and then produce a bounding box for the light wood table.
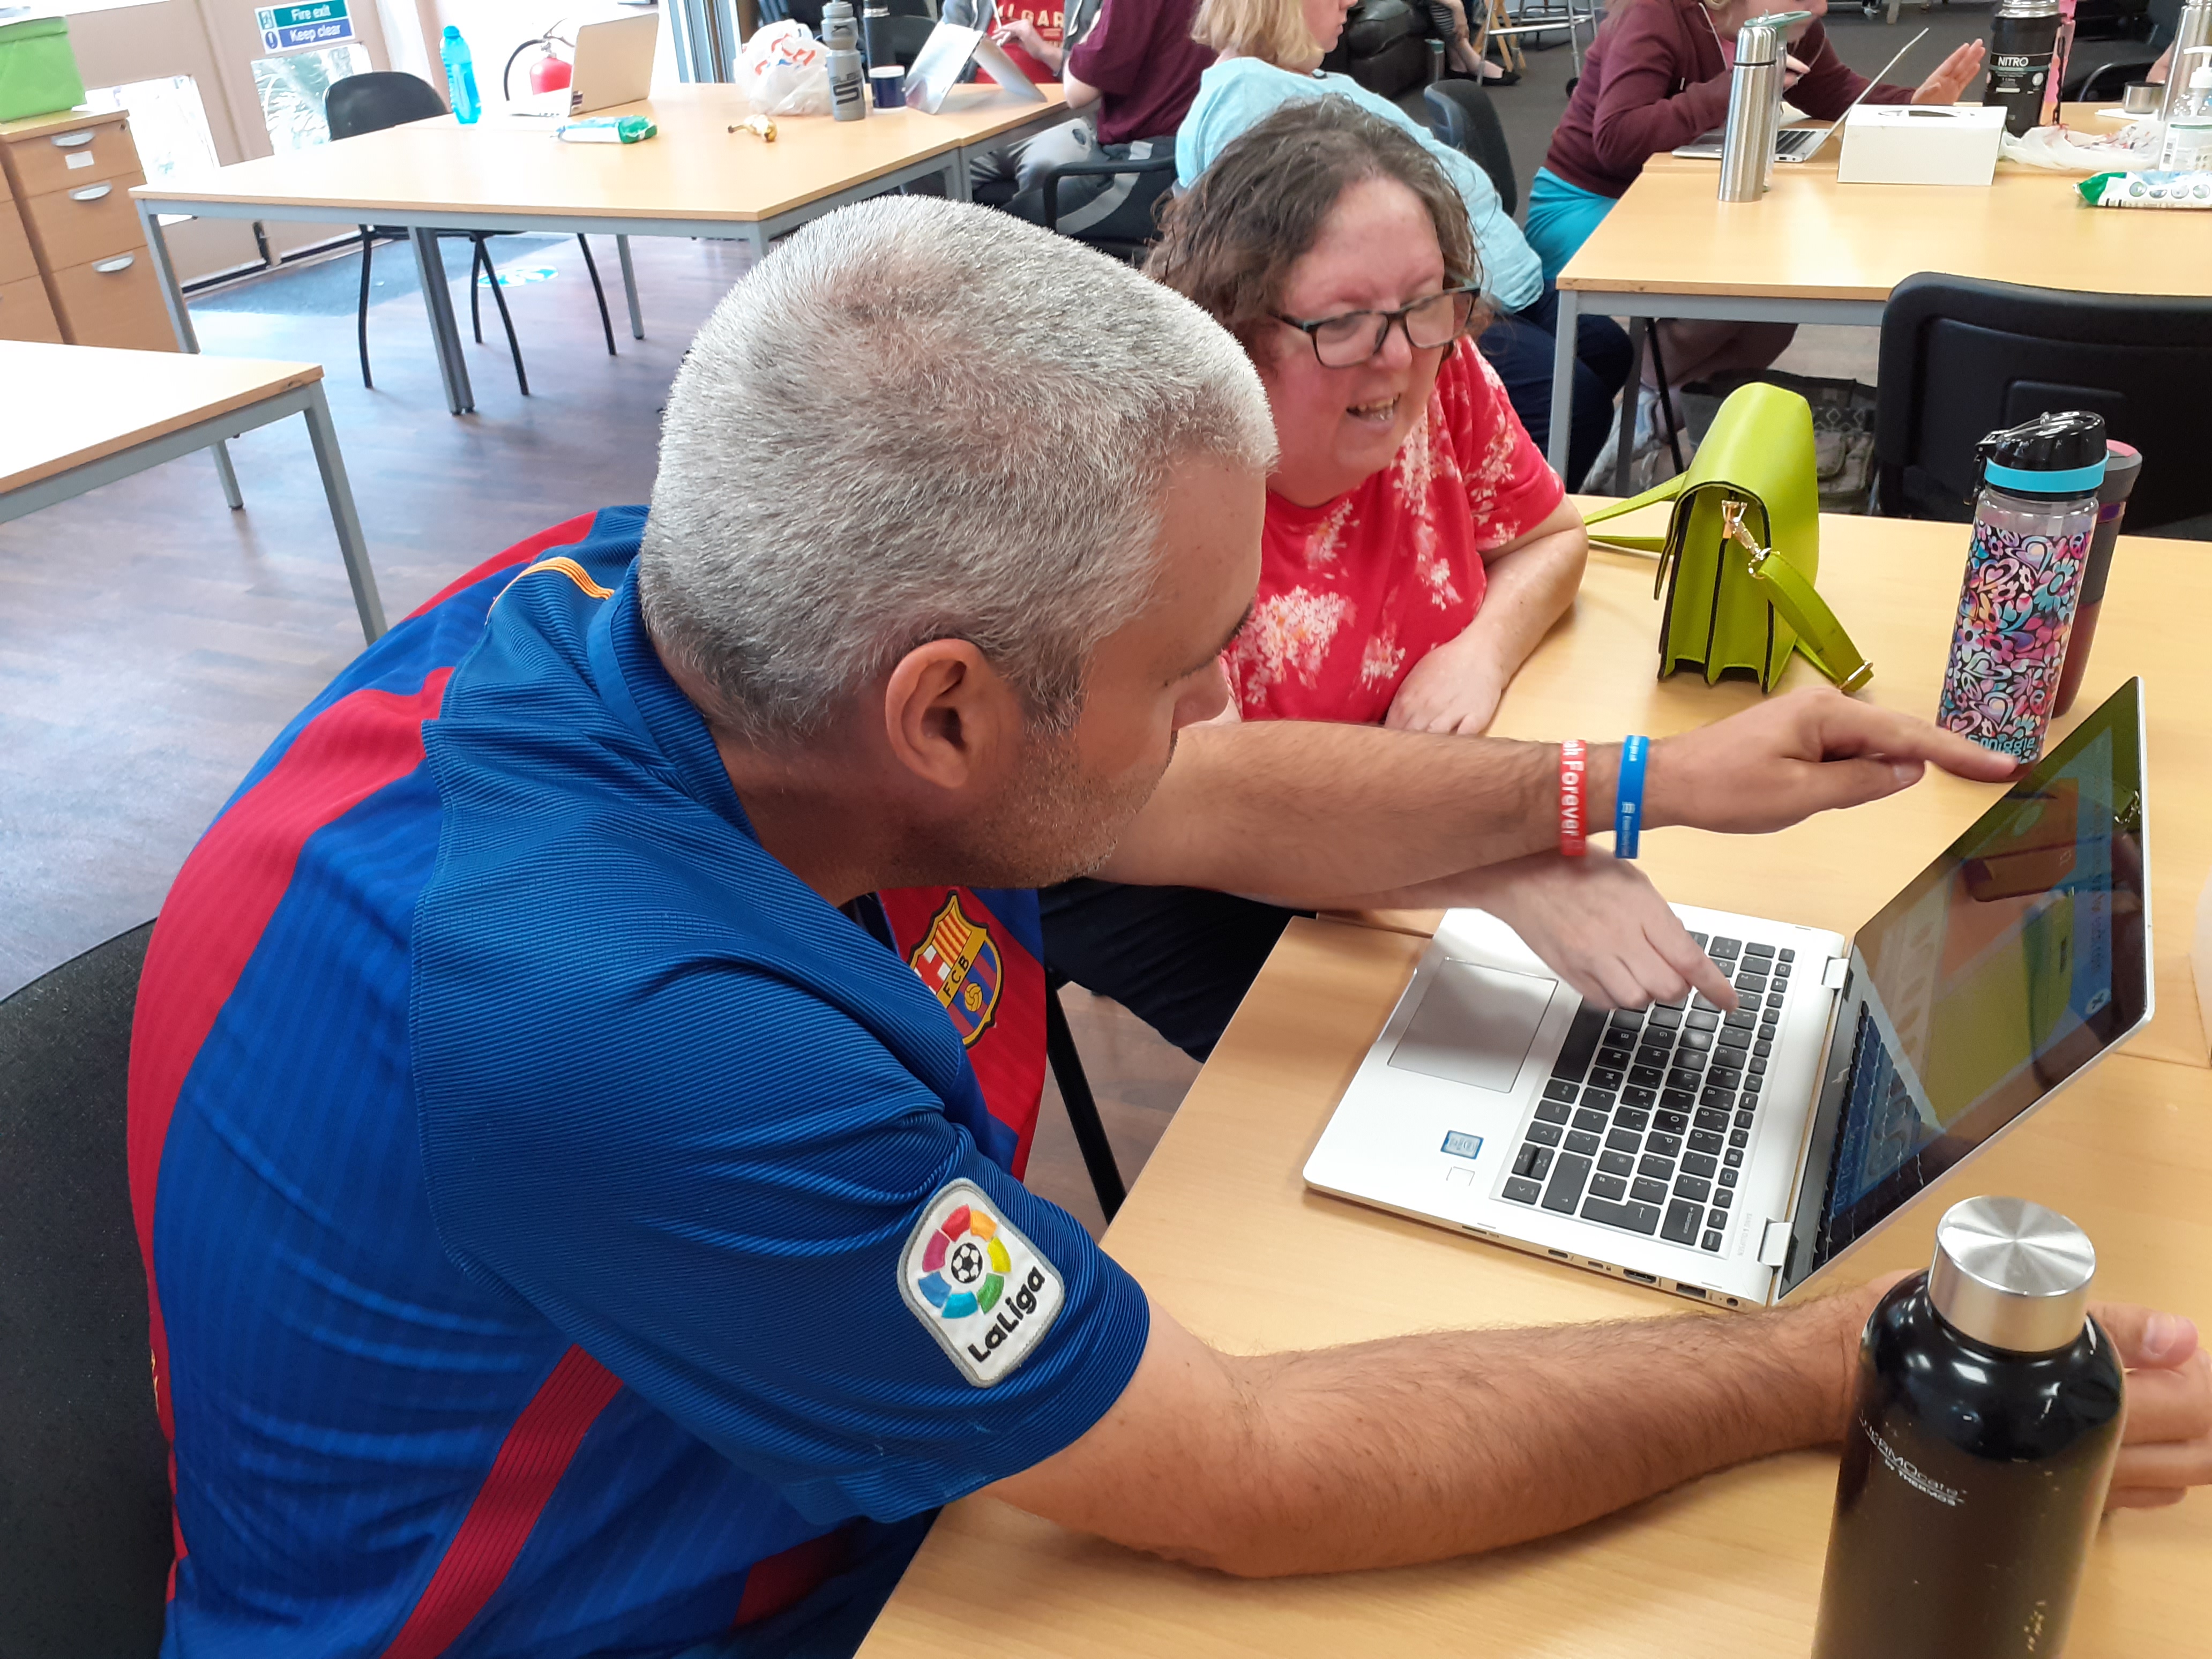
[1357,503,2208,1072]
[130,83,1069,417]
[859,504,2212,1657]
[0,341,383,640]
[860,922,2212,1659]
[1544,105,2210,474]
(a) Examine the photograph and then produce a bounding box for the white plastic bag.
[742,19,831,118]
[2000,119,2161,173]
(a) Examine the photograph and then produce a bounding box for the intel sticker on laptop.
[1441,1131,1484,1160]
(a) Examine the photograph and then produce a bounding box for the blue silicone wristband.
[1615,736,1649,860]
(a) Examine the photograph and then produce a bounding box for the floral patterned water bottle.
[1935,413,2106,765]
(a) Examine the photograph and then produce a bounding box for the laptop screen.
[1777,678,2149,1295]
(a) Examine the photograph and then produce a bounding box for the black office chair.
[1043,975,1126,1221]
[2063,56,2159,100]
[1873,272,2212,528]
[1037,147,1178,265]
[872,13,941,70]
[1422,79,1516,216]
[325,72,619,397]
[0,924,174,1659]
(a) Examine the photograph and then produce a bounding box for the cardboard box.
[1837,103,2007,186]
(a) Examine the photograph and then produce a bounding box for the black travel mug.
[1812,1196,2124,1659]
[1987,0,2062,135]
[2052,440,2142,718]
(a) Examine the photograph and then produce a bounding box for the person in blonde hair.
[1179,0,1631,487]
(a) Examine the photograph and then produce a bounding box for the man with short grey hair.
[130,197,2209,1659]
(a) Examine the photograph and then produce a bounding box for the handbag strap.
[1721,502,1872,691]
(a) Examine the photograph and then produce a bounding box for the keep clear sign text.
[256,0,355,51]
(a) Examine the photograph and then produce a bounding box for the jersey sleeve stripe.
[126,670,454,1503]
[375,1347,625,1659]
[404,512,601,623]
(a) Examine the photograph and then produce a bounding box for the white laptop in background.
[1672,26,1927,163]
[901,22,1049,114]
[1304,678,2151,1310]
[566,13,660,114]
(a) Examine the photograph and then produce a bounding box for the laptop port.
[1675,1284,1707,1299]
[1548,1249,1570,1259]
[1622,1269,1657,1284]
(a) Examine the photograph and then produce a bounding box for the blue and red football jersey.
[128,510,1147,1657]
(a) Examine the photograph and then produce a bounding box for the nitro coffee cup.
[1812,1197,2123,1659]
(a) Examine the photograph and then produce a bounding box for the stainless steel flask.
[1812,1197,2125,1659]
[2159,0,2212,131]
[1717,12,1808,202]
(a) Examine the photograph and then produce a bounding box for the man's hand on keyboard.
[1646,687,2019,838]
[1462,851,1738,1012]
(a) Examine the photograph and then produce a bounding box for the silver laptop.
[901,21,1050,114]
[1304,678,2151,1309]
[566,13,659,115]
[1673,27,1925,163]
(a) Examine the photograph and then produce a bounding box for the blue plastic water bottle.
[441,26,482,124]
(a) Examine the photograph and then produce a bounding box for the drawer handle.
[52,131,96,148]
[70,183,114,203]
[92,253,136,274]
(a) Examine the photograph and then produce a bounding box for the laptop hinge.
[1821,957,1850,990]
[1758,1219,1792,1267]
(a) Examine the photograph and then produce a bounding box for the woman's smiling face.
[1256,175,1450,509]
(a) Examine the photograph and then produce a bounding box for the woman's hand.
[1783,51,1810,89]
[1911,40,1985,105]
[1384,638,1508,736]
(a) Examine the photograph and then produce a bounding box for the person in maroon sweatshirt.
[1526,0,1981,398]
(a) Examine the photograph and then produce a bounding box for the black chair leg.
[577,235,616,357]
[475,236,529,397]
[356,227,375,390]
[1647,322,1687,473]
[468,236,487,345]
[1044,980,1125,1223]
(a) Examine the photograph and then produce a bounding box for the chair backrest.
[326,70,449,142]
[1874,271,2212,529]
[0,924,173,1659]
[1422,80,1517,217]
[2063,56,2155,101]
[877,13,941,69]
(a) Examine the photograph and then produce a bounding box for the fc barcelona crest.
[907,891,1003,1047]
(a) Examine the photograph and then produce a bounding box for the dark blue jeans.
[1481,280,1633,491]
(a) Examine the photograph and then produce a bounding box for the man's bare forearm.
[1100,721,1620,898]
[999,1296,1855,1579]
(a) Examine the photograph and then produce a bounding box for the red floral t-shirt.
[1224,347,1565,725]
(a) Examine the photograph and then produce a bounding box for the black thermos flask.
[1813,1197,2124,1659]
[1987,0,2063,135]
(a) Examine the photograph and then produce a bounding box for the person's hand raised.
[1911,40,1986,104]
[992,17,1049,58]
[1644,685,2017,838]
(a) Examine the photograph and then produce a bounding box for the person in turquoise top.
[1178,0,1632,488]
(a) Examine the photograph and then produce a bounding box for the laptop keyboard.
[1498,935,1794,1253]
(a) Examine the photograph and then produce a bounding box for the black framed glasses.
[1272,283,1483,369]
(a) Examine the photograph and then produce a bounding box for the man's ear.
[882,639,1018,792]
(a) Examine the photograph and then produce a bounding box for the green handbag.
[1582,382,1872,693]
[0,18,87,124]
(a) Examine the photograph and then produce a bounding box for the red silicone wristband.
[1559,739,1588,858]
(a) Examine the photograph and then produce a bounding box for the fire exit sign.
[256,0,354,51]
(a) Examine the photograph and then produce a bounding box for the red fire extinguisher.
[503,35,573,100]
[528,46,571,94]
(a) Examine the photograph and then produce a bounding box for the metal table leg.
[1546,285,1581,480]
[299,382,387,641]
[139,200,244,507]
[616,234,644,339]
[410,228,475,415]
[1612,317,1648,497]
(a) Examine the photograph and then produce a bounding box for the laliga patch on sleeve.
[900,1179,1065,1388]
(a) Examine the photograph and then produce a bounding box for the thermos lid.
[1995,0,2063,16]
[1929,1196,2096,1354]
[1978,411,2109,498]
[2098,439,2143,506]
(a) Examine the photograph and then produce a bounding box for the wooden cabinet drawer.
[46,248,176,351]
[0,272,63,343]
[2,116,141,200]
[21,171,147,270]
[0,198,35,288]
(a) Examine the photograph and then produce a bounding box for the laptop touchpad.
[1388,960,1558,1093]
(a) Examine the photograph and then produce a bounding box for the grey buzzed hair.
[639,195,1277,749]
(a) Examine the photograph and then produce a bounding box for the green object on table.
[1582,382,1872,693]
[555,115,659,144]
[0,17,88,124]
